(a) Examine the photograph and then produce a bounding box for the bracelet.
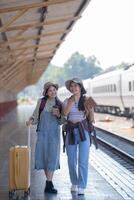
[57,115,61,119]
[30,117,34,122]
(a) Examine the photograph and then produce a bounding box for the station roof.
[0,0,90,93]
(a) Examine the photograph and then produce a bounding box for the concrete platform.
[0,105,126,200]
[95,113,134,142]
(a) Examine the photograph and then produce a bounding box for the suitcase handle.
[14,149,20,188]
[28,126,30,148]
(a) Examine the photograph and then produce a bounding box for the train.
[58,66,134,119]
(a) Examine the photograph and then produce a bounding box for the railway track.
[90,127,134,200]
[94,126,134,173]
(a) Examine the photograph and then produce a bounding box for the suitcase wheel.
[24,188,30,197]
[9,190,15,198]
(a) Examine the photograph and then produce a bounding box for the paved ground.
[95,113,134,142]
[0,105,125,200]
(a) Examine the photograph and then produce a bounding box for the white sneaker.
[78,188,84,195]
[71,185,78,192]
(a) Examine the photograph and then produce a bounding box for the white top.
[63,98,86,122]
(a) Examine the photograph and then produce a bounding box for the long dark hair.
[78,84,86,111]
[78,95,86,111]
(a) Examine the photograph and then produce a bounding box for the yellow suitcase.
[9,127,31,197]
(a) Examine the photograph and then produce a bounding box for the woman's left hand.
[52,108,60,117]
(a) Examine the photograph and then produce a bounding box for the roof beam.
[3,40,63,52]
[4,15,80,32]
[18,54,52,62]
[0,29,70,47]
[4,67,27,91]
[2,60,27,83]
[2,59,24,76]
[0,8,29,33]
[16,50,53,57]
[0,0,74,13]
[15,49,29,57]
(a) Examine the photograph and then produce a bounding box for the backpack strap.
[36,98,46,132]
[38,97,47,121]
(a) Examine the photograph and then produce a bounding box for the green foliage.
[18,52,102,99]
[36,52,102,88]
[18,52,130,99]
[62,52,102,80]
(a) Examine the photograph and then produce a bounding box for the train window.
[110,85,113,92]
[93,84,118,93]
[110,85,112,92]
[129,81,131,91]
[101,86,103,93]
[109,85,111,92]
[107,85,109,92]
[93,83,118,93]
[105,85,107,93]
[103,86,105,93]
[111,84,113,92]
[114,84,116,92]
[105,85,107,92]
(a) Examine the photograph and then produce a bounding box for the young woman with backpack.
[26,82,62,194]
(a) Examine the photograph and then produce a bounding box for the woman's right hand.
[68,95,75,104]
[26,119,32,126]
[63,95,75,116]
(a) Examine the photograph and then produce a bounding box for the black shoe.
[44,181,57,194]
[44,187,57,194]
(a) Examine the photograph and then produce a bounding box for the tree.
[63,52,102,80]
[18,52,103,98]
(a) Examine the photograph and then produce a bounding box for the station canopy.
[0,0,90,93]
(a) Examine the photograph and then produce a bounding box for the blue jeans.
[66,128,90,188]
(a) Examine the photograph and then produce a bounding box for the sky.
[51,0,134,69]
